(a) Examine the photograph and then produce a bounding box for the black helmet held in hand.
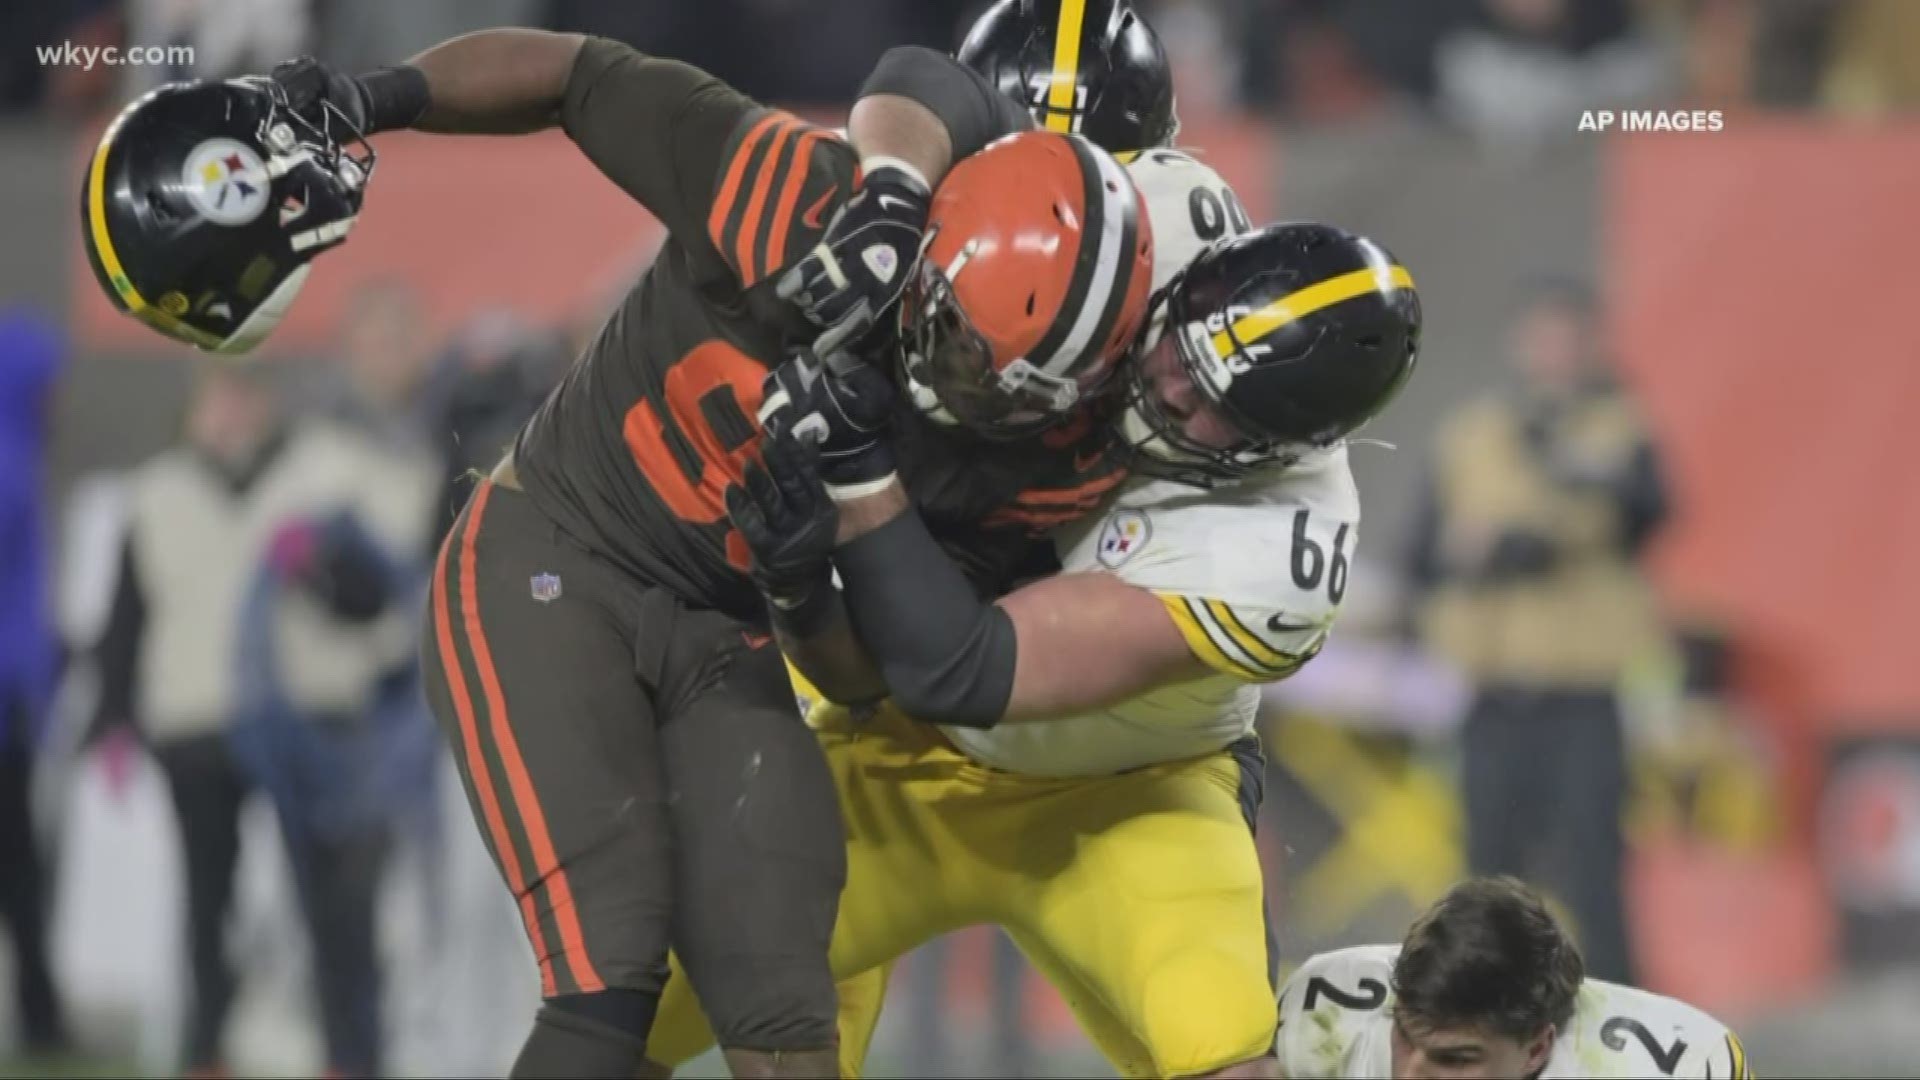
[958,0,1178,152]
[1121,222,1423,484]
[80,75,373,354]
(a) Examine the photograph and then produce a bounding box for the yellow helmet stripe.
[1044,0,1088,133]
[85,121,227,350]
[86,127,146,315]
[1210,264,1416,360]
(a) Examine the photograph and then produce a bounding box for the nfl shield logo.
[530,572,562,603]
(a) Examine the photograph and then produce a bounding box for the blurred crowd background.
[3,0,1918,1076]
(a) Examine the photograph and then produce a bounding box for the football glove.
[269,56,427,137]
[269,56,373,134]
[726,431,838,611]
[776,158,931,358]
[758,348,898,501]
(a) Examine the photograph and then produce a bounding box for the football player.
[1275,876,1756,1079]
[82,31,1153,1080]
[682,222,1414,1080]
[640,6,1420,1077]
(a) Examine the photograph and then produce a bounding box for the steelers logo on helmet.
[80,77,372,355]
[1119,222,1422,486]
[182,138,271,226]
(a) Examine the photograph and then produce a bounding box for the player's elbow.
[885,662,1006,729]
[881,610,1016,729]
[887,677,996,728]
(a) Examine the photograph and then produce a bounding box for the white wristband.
[825,472,901,503]
[858,155,930,193]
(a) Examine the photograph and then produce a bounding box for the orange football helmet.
[898,130,1154,437]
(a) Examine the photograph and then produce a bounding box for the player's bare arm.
[407,29,584,133]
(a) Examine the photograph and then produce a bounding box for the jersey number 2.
[623,341,765,572]
[1303,976,1386,1012]
[1602,1017,1687,1075]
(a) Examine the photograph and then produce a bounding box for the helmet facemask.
[899,234,1105,440]
[1116,289,1308,487]
[232,75,375,250]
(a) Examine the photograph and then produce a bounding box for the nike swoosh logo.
[802,185,837,230]
[1267,613,1322,634]
[876,193,914,214]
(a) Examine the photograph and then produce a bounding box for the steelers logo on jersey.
[181,138,270,226]
[1097,509,1151,568]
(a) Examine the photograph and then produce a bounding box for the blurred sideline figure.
[90,359,438,1077]
[0,309,73,1059]
[1404,279,1668,984]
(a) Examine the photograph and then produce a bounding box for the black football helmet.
[81,76,373,354]
[958,0,1178,151]
[1121,222,1422,485]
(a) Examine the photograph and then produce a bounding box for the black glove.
[776,161,931,357]
[726,431,838,614]
[269,56,372,132]
[269,56,428,137]
[758,349,898,499]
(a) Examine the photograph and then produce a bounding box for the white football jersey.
[1275,946,1756,1080]
[1119,146,1252,295]
[944,448,1357,776]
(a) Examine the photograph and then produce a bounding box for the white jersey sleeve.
[1545,978,1755,1079]
[1121,147,1252,293]
[1080,446,1360,683]
[940,449,1360,776]
[1275,945,1399,1079]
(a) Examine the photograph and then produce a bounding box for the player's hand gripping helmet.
[81,75,373,354]
[900,130,1154,439]
[958,0,1178,151]
[1122,222,1422,484]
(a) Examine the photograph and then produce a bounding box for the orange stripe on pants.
[457,483,606,994]
[431,505,558,998]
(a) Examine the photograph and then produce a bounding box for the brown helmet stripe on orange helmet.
[1025,134,1141,378]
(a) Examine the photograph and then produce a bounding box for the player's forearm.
[847,96,950,190]
[404,29,586,134]
[832,503,1016,729]
[831,480,911,545]
[774,594,888,708]
[854,45,1033,183]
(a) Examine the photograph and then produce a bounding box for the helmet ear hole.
[1025,293,1037,316]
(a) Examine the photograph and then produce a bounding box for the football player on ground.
[639,7,1420,1077]
[1275,876,1757,1079]
[83,30,1155,1079]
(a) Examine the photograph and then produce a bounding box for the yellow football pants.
[644,702,1278,1077]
